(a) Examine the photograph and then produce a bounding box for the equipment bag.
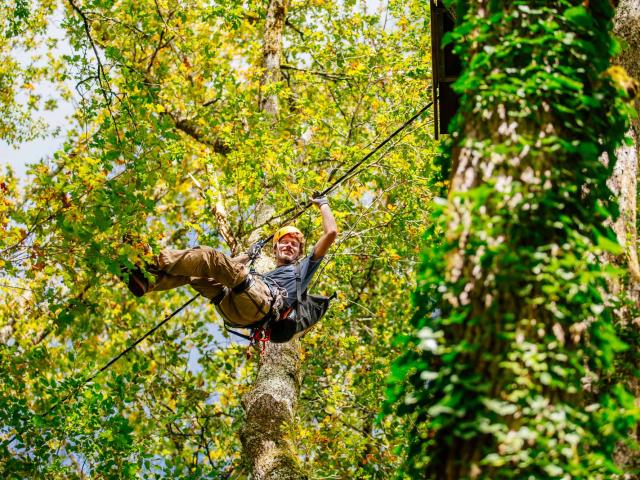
[269,263,333,343]
[223,264,333,344]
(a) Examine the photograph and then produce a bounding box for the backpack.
[269,263,333,343]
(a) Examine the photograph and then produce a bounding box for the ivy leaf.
[563,7,593,29]
[596,234,623,255]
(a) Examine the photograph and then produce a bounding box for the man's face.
[275,234,301,265]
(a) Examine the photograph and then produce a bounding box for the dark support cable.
[319,101,434,198]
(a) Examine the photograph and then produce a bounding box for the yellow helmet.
[273,226,304,247]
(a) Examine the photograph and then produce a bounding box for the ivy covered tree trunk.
[240,1,307,478]
[388,1,638,478]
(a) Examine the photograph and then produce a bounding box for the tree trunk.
[611,0,640,303]
[411,2,635,478]
[259,0,288,117]
[240,1,306,478]
[240,342,307,479]
[608,129,640,297]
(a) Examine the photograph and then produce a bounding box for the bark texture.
[612,0,640,298]
[611,1,640,472]
[608,129,640,293]
[614,0,640,81]
[240,1,306,478]
[240,342,307,480]
[259,0,288,117]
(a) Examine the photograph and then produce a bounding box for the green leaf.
[597,234,623,255]
[564,6,593,29]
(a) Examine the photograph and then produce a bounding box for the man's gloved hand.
[246,240,266,261]
[311,191,329,208]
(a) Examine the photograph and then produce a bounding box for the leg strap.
[211,287,229,306]
[232,274,254,294]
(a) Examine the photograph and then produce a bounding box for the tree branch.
[67,0,121,140]
[280,63,352,81]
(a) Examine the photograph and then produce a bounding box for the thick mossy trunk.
[397,2,635,478]
[612,0,640,302]
[611,0,640,299]
[611,0,640,472]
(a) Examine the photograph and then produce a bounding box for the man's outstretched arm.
[311,196,338,261]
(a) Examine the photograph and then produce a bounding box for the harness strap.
[219,281,285,351]
[223,323,253,341]
[224,318,274,353]
[232,274,254,294]
[211,274,255,308]
[211,287,228,306]
[294,263,303,320]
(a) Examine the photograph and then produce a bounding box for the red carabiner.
[252,327,271,354]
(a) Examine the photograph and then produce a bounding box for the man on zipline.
[123,195,337,341]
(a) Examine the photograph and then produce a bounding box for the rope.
[39,293,200,417]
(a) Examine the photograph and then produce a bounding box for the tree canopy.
[1,0,434,477]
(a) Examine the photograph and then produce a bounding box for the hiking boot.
[120,265,150,297]
[120,234,159,296]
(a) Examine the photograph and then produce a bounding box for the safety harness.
[219,261,335,352]
[219,276,292,352]
[219,288,288,353]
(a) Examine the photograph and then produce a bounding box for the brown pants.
[150,246,272,327]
